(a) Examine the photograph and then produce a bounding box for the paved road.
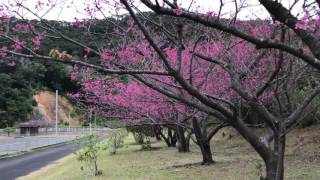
[0,136,76,155]
[0,142,80,180]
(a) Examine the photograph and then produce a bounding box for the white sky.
[0,0,305,21]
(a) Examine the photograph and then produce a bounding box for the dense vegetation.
[0,16,136,127]
[0,18,85,127]
[0,57,81,127]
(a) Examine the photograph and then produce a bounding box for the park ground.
[21,125,320,180]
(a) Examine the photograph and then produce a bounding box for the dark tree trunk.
[160,127,177,147]
[192,118,215,165]
[200,140,214,165]
[171,131,177,147]
[159,130,171,147]
[155,134,162,141]
[264,157,277,180]
[185,131,192,152]
[276,128,285,180]
[264,153,284,180]
[262,124,286,180]
[153,126,162,141]
[176,125,190,152]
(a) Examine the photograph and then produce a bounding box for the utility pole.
[94,112,97,128]
[55,90,58,136]
[68,111,71,132]
[89,109,92,133]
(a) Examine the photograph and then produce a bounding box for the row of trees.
[1,0,320,179]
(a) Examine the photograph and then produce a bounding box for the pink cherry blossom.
[32,34,42,50]
[101,50,111,61]
[174,8,183,15]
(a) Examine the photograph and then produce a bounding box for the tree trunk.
[185,131,192,152]
[159,130,172,147]
[200,141,214,165]
[94,160,98,176]
[171,131,177,147]
[263,157,277,180]
[176,125,189,152]
[192,118,215,165]
[264,154,284,180]
[275,125,285,180]
[161,127,176,147]
[263,126,286,180]
[154,129,162,141]
[153,126,162,141]
[276,137,285,180]
[155,133,162,141]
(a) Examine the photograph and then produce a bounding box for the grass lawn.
[20,126,320,180]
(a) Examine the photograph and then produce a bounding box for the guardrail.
[0,127,111,135]
[0,128,112,156]
[38,127,110,132]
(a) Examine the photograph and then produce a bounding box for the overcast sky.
[2,0,304,21]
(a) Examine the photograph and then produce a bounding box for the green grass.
[21,126,320,180]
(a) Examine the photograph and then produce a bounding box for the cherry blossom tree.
[71,71,194,151]
[1,0,320,179]
[117,1,320,179]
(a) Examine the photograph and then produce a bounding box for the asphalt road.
[0,142,80,180]
[0,136,76,156]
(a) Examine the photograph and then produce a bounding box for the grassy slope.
[21,125,320,180]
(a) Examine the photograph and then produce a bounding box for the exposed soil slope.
[33,91,80,125]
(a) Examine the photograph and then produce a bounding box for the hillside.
[33,91,80,126]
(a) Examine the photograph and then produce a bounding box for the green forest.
[0,19,89,127]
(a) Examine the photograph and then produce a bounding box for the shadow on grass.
[169,160,233,169]
[169,162,204,169]
[133,147,162,152]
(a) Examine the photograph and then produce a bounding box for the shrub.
[3,127,15,137]
[127,125,155,137]
[141,136,151,149]
[128,126,154,150]
[75,134,102,177]
[133,132,145,144]
[101,128,128,155]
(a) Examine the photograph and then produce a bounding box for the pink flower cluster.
[32,34,43,50]
[12,23,35,33]
[295,13,320,31]
[68,21,279,125]
[11,40,26,50]
[101,50,111,61]
[0,47,8,58]
[174,8,183,15]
